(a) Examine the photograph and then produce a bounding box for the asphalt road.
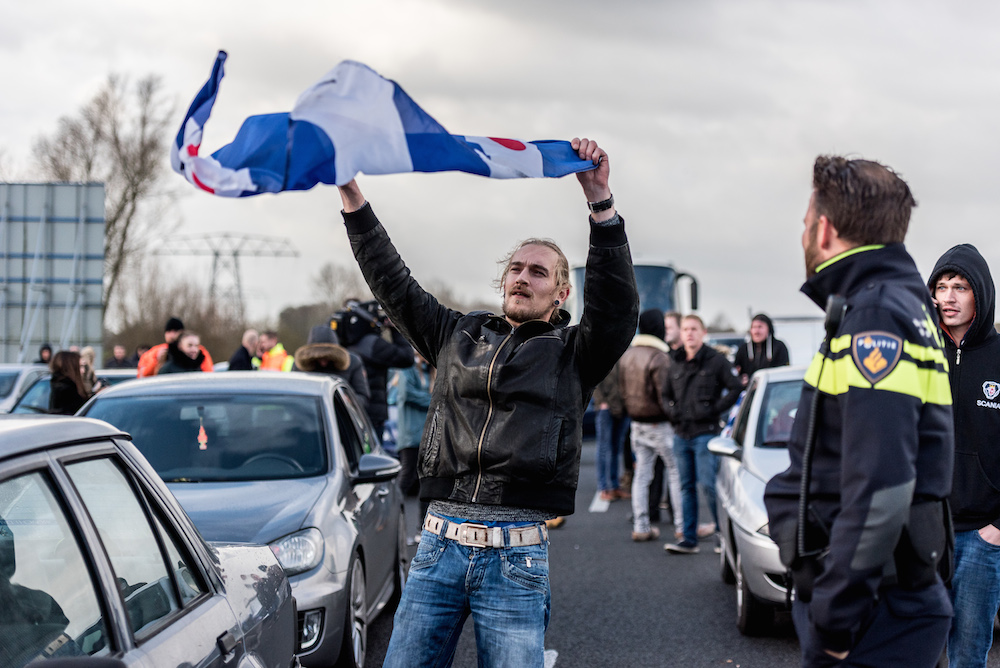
[365,440,1000,667]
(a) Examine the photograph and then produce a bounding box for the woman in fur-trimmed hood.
[294,325,370,411]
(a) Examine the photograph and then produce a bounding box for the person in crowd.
[336,137,636,668]
[129,344,150,367]
[138,317,214,376]
[157,331,209,374]
[650,310,684,525]
[928,244,1000,667]
[764,156,952,666]
[663,314,742,554]
[259,330,295,371]
[228,329,259,371]
[103,344,133,369]
[48,350,89,415]
[619,309,682,541]
[593,358,629,503]
[79,347,99,395]
[734,313,790,385]
[346,311,414,441]
[293,325,370,412]
[34,343,52,365]
[395,350,434,541]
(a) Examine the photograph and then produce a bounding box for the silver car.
[0,415,297,668]
[0,364,49,413]
[710,365,805,635]
[81,372,407,668]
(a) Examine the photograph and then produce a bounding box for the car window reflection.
[0,471,110,666]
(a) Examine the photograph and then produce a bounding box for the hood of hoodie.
[928,243,997,347]
[751,313,775,337]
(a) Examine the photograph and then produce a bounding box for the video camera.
[330,300,387,347]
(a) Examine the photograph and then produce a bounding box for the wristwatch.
[587,194,614,213]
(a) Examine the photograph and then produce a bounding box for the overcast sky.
[3,0,999,330]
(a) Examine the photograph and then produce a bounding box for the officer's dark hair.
[812,156,917,245]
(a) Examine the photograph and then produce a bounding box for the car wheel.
[336,553,367,668]
[736,552,773,636]
[719,532,736,585]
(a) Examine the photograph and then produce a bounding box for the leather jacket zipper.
[472,331,513,502]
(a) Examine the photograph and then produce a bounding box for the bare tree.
[311,261,372,309]
[33,74,176,313]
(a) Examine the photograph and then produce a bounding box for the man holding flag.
[336,138,637,667]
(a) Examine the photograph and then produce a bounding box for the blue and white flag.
[171,51,596,197]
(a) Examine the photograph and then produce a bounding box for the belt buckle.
[459,523,491,548]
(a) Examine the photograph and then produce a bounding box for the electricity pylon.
[154,232,299,324]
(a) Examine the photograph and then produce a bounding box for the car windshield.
[755,380,803,448]
[84,394,328,481]
[0,372,20,398]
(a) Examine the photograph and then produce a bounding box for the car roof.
[0,363,47,372]
[0,415,127,459]
[91,371,343,398]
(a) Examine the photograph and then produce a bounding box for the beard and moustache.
[804,219,822,279]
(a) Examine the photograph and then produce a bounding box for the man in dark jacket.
[734,313,790,385]
[227,329,258,371]
[929,244,1000,667]
[764,156,953,666]
[663,314,741,554]
[336,137,637,668]
[618,309,683,541]
[346,314,413,440]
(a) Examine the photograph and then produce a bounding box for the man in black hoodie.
[734,313,790,385]
[929,244,1000,667]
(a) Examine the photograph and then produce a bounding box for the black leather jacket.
[343,203,638,515]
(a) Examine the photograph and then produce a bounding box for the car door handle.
[376,486,390,497]
[217,630,238,656]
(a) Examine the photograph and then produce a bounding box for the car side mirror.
[708,436,742,461]
[354,452,401,484]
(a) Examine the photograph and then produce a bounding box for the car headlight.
[757,523,770,537]
[269,528,323,575]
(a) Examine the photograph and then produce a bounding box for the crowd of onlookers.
[595,310,789,554]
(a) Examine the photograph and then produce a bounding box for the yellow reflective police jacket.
[764,244,954,653]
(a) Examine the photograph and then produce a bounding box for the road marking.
[544,649,559,667]
[588,491,610,513]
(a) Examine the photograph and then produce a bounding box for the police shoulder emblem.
[851,331,903,385]
[984,381,1000,401]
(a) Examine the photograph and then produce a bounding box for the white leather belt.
[423,514,548,548]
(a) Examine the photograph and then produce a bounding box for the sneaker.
[615,488,631,500]
[664,540,700,554]
[697,523,717,539]
[632,526,661,542]
[545,516,566,529]
[599,490,618,502]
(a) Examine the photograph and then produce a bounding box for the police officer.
[764,156,953,666]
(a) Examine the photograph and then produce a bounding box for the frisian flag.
[171,51,596,197]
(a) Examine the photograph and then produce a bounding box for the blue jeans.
[383,518,551,668]
[673,433,718,544]
[949,529,1000,667]
[595,410,629,492]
